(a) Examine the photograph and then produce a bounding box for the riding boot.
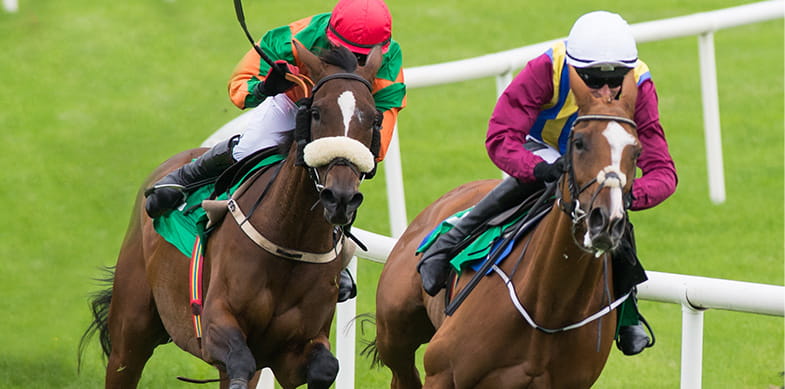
[616,288,652,356]
[417,177,540,296]
[144,135,240,218]
[613,223,653,356]
[337,269,357,303]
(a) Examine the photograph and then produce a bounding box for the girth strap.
[227,199,342,263]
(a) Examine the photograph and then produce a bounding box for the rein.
[493,260,631,334]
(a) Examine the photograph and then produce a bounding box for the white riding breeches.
[203,94,298,160]
[232,94,298,161]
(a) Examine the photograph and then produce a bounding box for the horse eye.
[311,108,321,121]
[573,136,585,151]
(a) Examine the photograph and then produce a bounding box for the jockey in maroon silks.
[417,11,677,356]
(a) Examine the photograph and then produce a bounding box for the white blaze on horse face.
[602,121,637,219]
[337,91,356,136]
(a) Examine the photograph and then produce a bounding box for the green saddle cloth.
[416,208,525,275]
[153,154,285,257]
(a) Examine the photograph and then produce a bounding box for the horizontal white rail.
[402,0,784,88]
[353,228,785,316]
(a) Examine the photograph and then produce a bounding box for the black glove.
[255,60,298,97]
[624,190,635,209]
[533,157,565,183]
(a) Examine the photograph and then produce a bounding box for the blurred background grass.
[0,0,781,388]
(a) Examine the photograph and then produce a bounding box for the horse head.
[561,67,641,254]
[293,42,383,226]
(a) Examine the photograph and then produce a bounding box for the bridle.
[557,114,638,253]
[291,71,381,195]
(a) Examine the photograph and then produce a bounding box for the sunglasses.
[576,67,631,89]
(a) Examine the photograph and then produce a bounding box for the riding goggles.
[575,66,631,89]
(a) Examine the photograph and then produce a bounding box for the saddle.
[153,147,285,258]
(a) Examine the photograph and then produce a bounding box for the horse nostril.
[348,193,364,211]
[610,217,626,241]
[320,189,338,208]
[588,208,607,235]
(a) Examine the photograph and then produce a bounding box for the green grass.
[0,1,781,388]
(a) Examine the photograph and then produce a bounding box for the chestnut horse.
[80,43,383,389]
[374,70,641,388]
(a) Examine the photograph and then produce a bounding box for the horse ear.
[357,45,383,82]
[617,69,638,117]
[568,65,594,113]
[293,40,323,79]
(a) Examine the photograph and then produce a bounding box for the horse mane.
[320,45,359,73]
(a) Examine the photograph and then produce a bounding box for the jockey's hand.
[624,190,635,209]
[533,157,565,183]
[256,60,299,97]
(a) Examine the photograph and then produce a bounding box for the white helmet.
[566,11,637,69]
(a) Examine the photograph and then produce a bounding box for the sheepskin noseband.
[303,136,375,173]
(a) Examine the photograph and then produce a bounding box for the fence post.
[384,123,408,237]
[680,305,705,388]
[697,32,726,204]
[336,258,358,389]
[3,0,18,12]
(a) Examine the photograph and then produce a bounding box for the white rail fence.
[197,1,785,388]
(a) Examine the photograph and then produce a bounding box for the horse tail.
[77,266,115,373]
[355,313,384,368]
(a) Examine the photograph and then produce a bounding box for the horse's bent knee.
[306,343,339,389]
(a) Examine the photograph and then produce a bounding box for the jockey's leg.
[616,289,652,355]
[417,177,541,296]
[613,223,653,356]
[144,135,239,218]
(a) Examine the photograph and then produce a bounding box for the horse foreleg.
[202,316,257,389]
[272,335,338,389]
[304,339,338,389]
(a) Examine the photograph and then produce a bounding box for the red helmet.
[326,0,392,55]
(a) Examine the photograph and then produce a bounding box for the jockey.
[144,0,406,303]
[417,11,677,356]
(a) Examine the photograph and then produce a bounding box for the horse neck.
[238,146,336,253]
[520,204,612,313]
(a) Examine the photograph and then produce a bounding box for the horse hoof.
[306,343,339,389]
[229,378,248,389]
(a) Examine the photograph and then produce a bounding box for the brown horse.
[374,69,641,388]
[79,43,384,389]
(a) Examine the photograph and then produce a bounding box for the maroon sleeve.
[486,54,555,183]
[630,79,678,210]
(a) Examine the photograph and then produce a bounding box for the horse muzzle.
[320,184,363,226]
[583,205,627,253]
[303,136,374,226]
